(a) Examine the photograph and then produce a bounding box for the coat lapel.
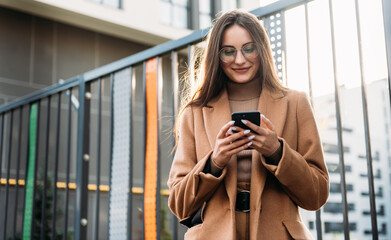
[250,87,288,238]
[202,88,238,210]
[258,87,288,137]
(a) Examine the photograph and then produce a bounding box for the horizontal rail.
[0,0,311,114]
[0,178,170,195]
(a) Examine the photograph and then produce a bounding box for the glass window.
[329,183,354,193]
[324,202,355,213]
[199,0,212,29]
[325,222,357,233]
[160,0,189,29]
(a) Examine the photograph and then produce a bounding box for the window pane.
[103,0,120,8]
[160,1,171,25]
[199,0,211,13]
[173,6,188,28]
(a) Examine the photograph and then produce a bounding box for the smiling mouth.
[232,67,251,73]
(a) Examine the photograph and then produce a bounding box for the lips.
[232,67,251,73]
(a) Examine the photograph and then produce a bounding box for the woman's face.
[220,25,260,84]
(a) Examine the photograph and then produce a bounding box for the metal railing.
[0,0,390,239]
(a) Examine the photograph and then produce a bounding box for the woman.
[167,9,329,240]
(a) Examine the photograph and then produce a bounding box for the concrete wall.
[0,6,150,105]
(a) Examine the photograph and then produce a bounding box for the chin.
[231,76,254,84]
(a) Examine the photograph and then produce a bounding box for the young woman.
[167,9,329,240]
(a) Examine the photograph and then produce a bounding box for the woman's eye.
[243,47,255,53]
[223,49,235,56]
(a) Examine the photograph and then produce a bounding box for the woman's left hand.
[242,114,280,157]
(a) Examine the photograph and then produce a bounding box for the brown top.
[227,79,261,183]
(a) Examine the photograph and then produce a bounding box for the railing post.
[382,0,391,107]
[74,75,91,240]
[328,0,350,239]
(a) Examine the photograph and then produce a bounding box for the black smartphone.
[231,111,261,133]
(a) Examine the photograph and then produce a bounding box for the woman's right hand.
[210,120,253,170]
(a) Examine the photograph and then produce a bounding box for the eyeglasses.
[218,42,259,63]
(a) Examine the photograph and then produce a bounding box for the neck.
[227,78,261,101]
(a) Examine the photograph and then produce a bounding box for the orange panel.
[144,57,158,240]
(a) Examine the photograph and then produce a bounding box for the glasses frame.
[218,42,259,63]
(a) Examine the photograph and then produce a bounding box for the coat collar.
[202,86,288,211]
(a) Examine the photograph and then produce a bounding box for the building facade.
[301,79,391,240]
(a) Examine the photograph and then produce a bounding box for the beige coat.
[167,87,329,240]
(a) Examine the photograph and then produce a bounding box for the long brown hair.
[174,9,286,147]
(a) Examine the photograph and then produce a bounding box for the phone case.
[231,111,260,133]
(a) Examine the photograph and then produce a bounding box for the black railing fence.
[1,0,391,239]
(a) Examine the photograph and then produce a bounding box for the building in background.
[301,79,391,240]
[0,0,260,105]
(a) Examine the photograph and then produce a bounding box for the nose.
[234,50,246,65]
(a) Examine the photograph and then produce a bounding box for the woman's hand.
[211,120,252,169]
[242,114,280,157]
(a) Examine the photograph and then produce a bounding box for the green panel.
[22,103,38,240]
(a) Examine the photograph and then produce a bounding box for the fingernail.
[241,119,248,124]
[247,142,253,146]
[229,120,235,125]
[261,114,265,118]
[244,130,251,135]
[228,130,233,135]
[248,135,255,140]
[231,127,237,131]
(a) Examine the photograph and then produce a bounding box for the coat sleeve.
[167,106,227,222]
[261,92,329,210]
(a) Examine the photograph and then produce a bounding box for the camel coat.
[167,87,329,240]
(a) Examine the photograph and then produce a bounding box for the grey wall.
[0,6,150,105]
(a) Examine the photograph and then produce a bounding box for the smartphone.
[231,111,261,133]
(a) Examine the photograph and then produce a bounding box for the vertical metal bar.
[74,76,91,240]
[63,88,72,240]
[3,110,14,240]
[328,0,350,239]
[382,0,391,108]
[107,73,114,239]
[12,108,23,240]
[142,61,147,240]
[51,92,61,240]
[304,2,314,107]
[353,0,378,238]
[171,50,179,240]
[187,44,194,93]
[304,2,322,238]
[128,68,134,240]
[41,96,51,240]
[107,74,114,238]
[31,101,41,238]
[20,104,31,238]
[94,78,102,240]
[144,58,159,240]
[156,56,162,240]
